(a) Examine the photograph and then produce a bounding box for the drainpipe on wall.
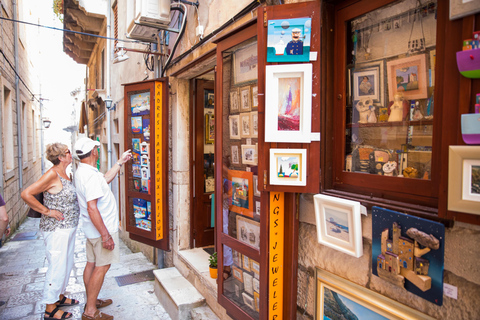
[13,0,23,189]
[106,0,112,176]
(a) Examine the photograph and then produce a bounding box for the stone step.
[154,267,206,320]
[191,305,220,320]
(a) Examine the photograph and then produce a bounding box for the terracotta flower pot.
[209,266,217,279]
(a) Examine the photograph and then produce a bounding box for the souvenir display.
[140,142,149,154]
[141,155,149,167]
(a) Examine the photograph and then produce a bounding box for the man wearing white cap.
[286,27,304,55]
[74,137,132,320]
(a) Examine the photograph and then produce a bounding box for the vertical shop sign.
[269,192,284,320]
[154,82,163,240]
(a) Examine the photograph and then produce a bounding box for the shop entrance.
[191,78,215,248]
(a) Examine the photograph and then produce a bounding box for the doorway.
[191,77,215,248]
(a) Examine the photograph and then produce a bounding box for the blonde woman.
[22,143,79,320]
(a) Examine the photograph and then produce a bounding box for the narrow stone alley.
[0,217,171,320]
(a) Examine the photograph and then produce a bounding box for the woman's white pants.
[41,227,77,304]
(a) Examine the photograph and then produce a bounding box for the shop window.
[330,0,440,210]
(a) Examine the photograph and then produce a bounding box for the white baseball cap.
[74,137,100,158]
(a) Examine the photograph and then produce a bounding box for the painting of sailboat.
[277,77,301,131]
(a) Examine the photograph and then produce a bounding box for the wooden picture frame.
[242,254,251,271]
[233,43,258,85]
[230,89,240,113]
[316,268,435,320]
[228,169,254,217]
[449,0,480,20]
[386,54,428,102]
[254,292,260,312]
[313,194,364,258]
[229,115,240,140]
[205,113,214,144]
[236,215,260,250]
[240,86,252,112]
[250,111,258,138]
[448,146,480,215]
[241,144,257,165]
[232,266,243,282]
[240,112,251,138]
[265,64,312,143]
[269,148,307,186]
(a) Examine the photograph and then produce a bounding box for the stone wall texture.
[297,194,480,319]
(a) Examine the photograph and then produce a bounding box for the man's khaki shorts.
[86,232,120,266]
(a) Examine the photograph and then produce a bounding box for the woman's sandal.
[44,307,72,319]
[56,296,80,307]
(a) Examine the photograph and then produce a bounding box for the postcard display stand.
[123,79,169,250]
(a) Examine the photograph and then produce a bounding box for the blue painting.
[130,92,150,116]
[372,207,444,306]
[323,287,388,320]
[267,18,311,63]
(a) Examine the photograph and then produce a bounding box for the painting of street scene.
[324,208,349,242]
[278,77,301,131]
[395,65,419,92]
[277,156,299,178]
[130,91,150,115]
[232,177,249,210]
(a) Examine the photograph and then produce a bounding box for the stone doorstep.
[154,267,205,320]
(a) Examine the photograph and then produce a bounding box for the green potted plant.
[208,252,217,279]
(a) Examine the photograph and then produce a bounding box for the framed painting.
[316,268,435,320]
[236,215,260,250]
[230,89,240,113]
[229,115,240,140]
[252,86,258,108]
[250,111,258,138]
[240,112,251,138]
[241,144,257,166]
[265,64,312,143]
[251,259,260,275]
[205,113,214,144]
[232,266,243,282]
[386,54,428,101]
[243,272,254,295]
[130,91,150,116]
[448,146,480,215]
[269,148,307,186]
[240,86,252,112]
[252,277,260,293]
[233,43,258,85]
[255,201,260,216]
[267,18,312,63]
[131,116,142,134]
[204,89,214,109]
[242,292,255,310]
[228,169,254,217]
[313,194,364,258]
[450,0,480,20]
[353,64,381,103]
[254,292,260,312]
[242,254,251,271]
[231,145,240,165]
[233,250,241,266]
[253,175,261,197]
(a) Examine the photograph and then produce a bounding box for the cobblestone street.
[0,218,171,320]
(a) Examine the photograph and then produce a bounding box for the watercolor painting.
[372,207,444,306]
[130,91,150,116]
[267,18,312,62]
[233,43,258,85]
[325,208,349,242]
[232,176,249,210]
[276,156,299,178]
[142,118,150,141]
[131,116,142,134]
[395,65,419,91]
[277,77,301,131]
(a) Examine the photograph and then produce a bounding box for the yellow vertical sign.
[269,192,284,320]
[154,82,163,240]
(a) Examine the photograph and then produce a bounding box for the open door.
[191,79,215,248]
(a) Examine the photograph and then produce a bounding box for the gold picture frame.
[205,113,214,144]
[316,268,435,319]
[448,146,480,215]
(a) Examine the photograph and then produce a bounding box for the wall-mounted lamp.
[113,48,130,64]
[42,117,52,129]
[104,97,113,110]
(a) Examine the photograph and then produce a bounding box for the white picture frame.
[229,115,240,140]
[230,89,240,113]
[265,64,312,143]
[243,272,254,295]
[242,292,255,310]
[253,175,261,197]
[240,86,252,112]
[250,111,258,138]
[448,146,480,215]
[252,86,258,108]
[231,145,240,165]
[240,112,251,138]
[313,194,364,258]
[252,277,260,293]
[241,144,257,165]
[269,148,307,186]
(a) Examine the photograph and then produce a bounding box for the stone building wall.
[296,194,480,319]
[0,0,42,234]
